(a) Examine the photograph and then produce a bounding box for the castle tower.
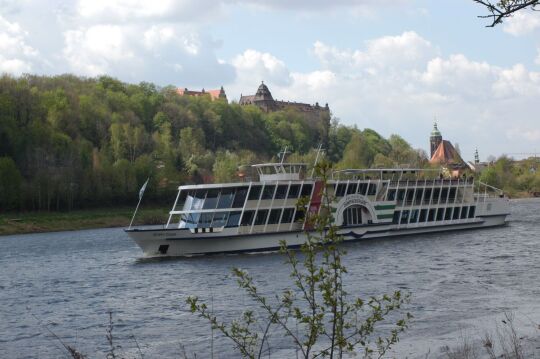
[253,81,276,112]
[430,122,443,159]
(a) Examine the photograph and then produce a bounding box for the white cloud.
[503,11,540,36]
[232,49,291,86]
[0,15,38,74]
[314,31,436,73]
[62,23,234,85]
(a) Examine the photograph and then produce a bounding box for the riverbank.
[0,206,167,236]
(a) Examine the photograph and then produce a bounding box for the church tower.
[429,122,442,159]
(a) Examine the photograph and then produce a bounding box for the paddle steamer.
[125,155,509,257]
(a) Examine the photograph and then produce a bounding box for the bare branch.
[473,0,540,27]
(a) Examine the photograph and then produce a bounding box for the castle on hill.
[176,87,227,101]
[177,81,331,144]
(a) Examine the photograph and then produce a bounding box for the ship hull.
[125,214,508,257]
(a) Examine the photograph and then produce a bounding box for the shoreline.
[0,206,168,236]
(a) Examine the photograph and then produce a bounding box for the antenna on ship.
[311,143,325,178]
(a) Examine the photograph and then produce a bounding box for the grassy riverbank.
[0,206,168,236]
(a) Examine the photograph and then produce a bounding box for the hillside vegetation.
[0,74,428,212]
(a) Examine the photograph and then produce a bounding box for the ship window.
[407,190,415,202]
[262,185,276,200]
[468,206,476,218]
[415,189,424,202]
[336,183,346,197]
[444,208,452,220]
[203,189,219,209]
[254,210,269,225]
[232,187,248,207]
[275,185,288,199]
[281,208,294,223]
[400,210,409,224]
[436,208,444,221]
[347,183,358,194]
[441,188,449,201]
[191,189,206,210]
[452,207,460,220]
[227,211,241,227]
[410,209,419,223]
[368,183,377,195]
[433,188,441,203]
[301,184,313,197]
[359,183,368,196]
[387,189,396,201]
[241,210,255,226]
[419,209,428,222]
[199,213,213,228]
[397,189,405,201]
[428,209,436,222]
[268,209,282,225]
[288,184,300,198]
[248,186,262,200]
[216,188,234,209]
[392,211,400,224]
[449,188,456,201]
[212,212,228,227]
[424,188,432,203]
[461,207,468,219]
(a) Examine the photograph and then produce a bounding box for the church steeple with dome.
[429,121,443,158]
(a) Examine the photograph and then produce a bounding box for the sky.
[1,0,540,161]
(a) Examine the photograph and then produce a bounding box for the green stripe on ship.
[377,213,394,219]
[374,204,396,210]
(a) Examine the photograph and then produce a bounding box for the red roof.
[429,140,465,166]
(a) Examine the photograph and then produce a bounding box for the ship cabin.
[166,162,315,233]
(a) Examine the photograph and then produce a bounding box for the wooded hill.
[0,74,428,212]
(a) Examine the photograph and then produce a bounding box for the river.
[1,199,539,358]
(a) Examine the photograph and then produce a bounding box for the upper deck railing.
[252,163,308,182]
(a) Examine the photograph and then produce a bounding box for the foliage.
[0,73,430,213]
[478,155,540,196]
[187,162,411,358]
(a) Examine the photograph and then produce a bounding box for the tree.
[0,157,23,211]
[473,0,540,27]
[188,162,411,358]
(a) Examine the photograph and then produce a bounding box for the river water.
[1,199,539,358]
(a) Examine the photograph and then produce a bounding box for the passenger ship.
[125,159,510,257]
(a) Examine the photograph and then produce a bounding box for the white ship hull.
[125,213,508,257]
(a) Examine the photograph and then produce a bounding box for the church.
[429,122,467,171]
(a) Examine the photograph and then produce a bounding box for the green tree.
[0,157,23,211]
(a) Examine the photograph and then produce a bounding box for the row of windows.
[387,187,461,204]
[334,182,377,197]
[179,183,314,211]
[392,206,476,225]
[180,207,305,229]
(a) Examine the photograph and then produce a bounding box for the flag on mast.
[139,178,149,201]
